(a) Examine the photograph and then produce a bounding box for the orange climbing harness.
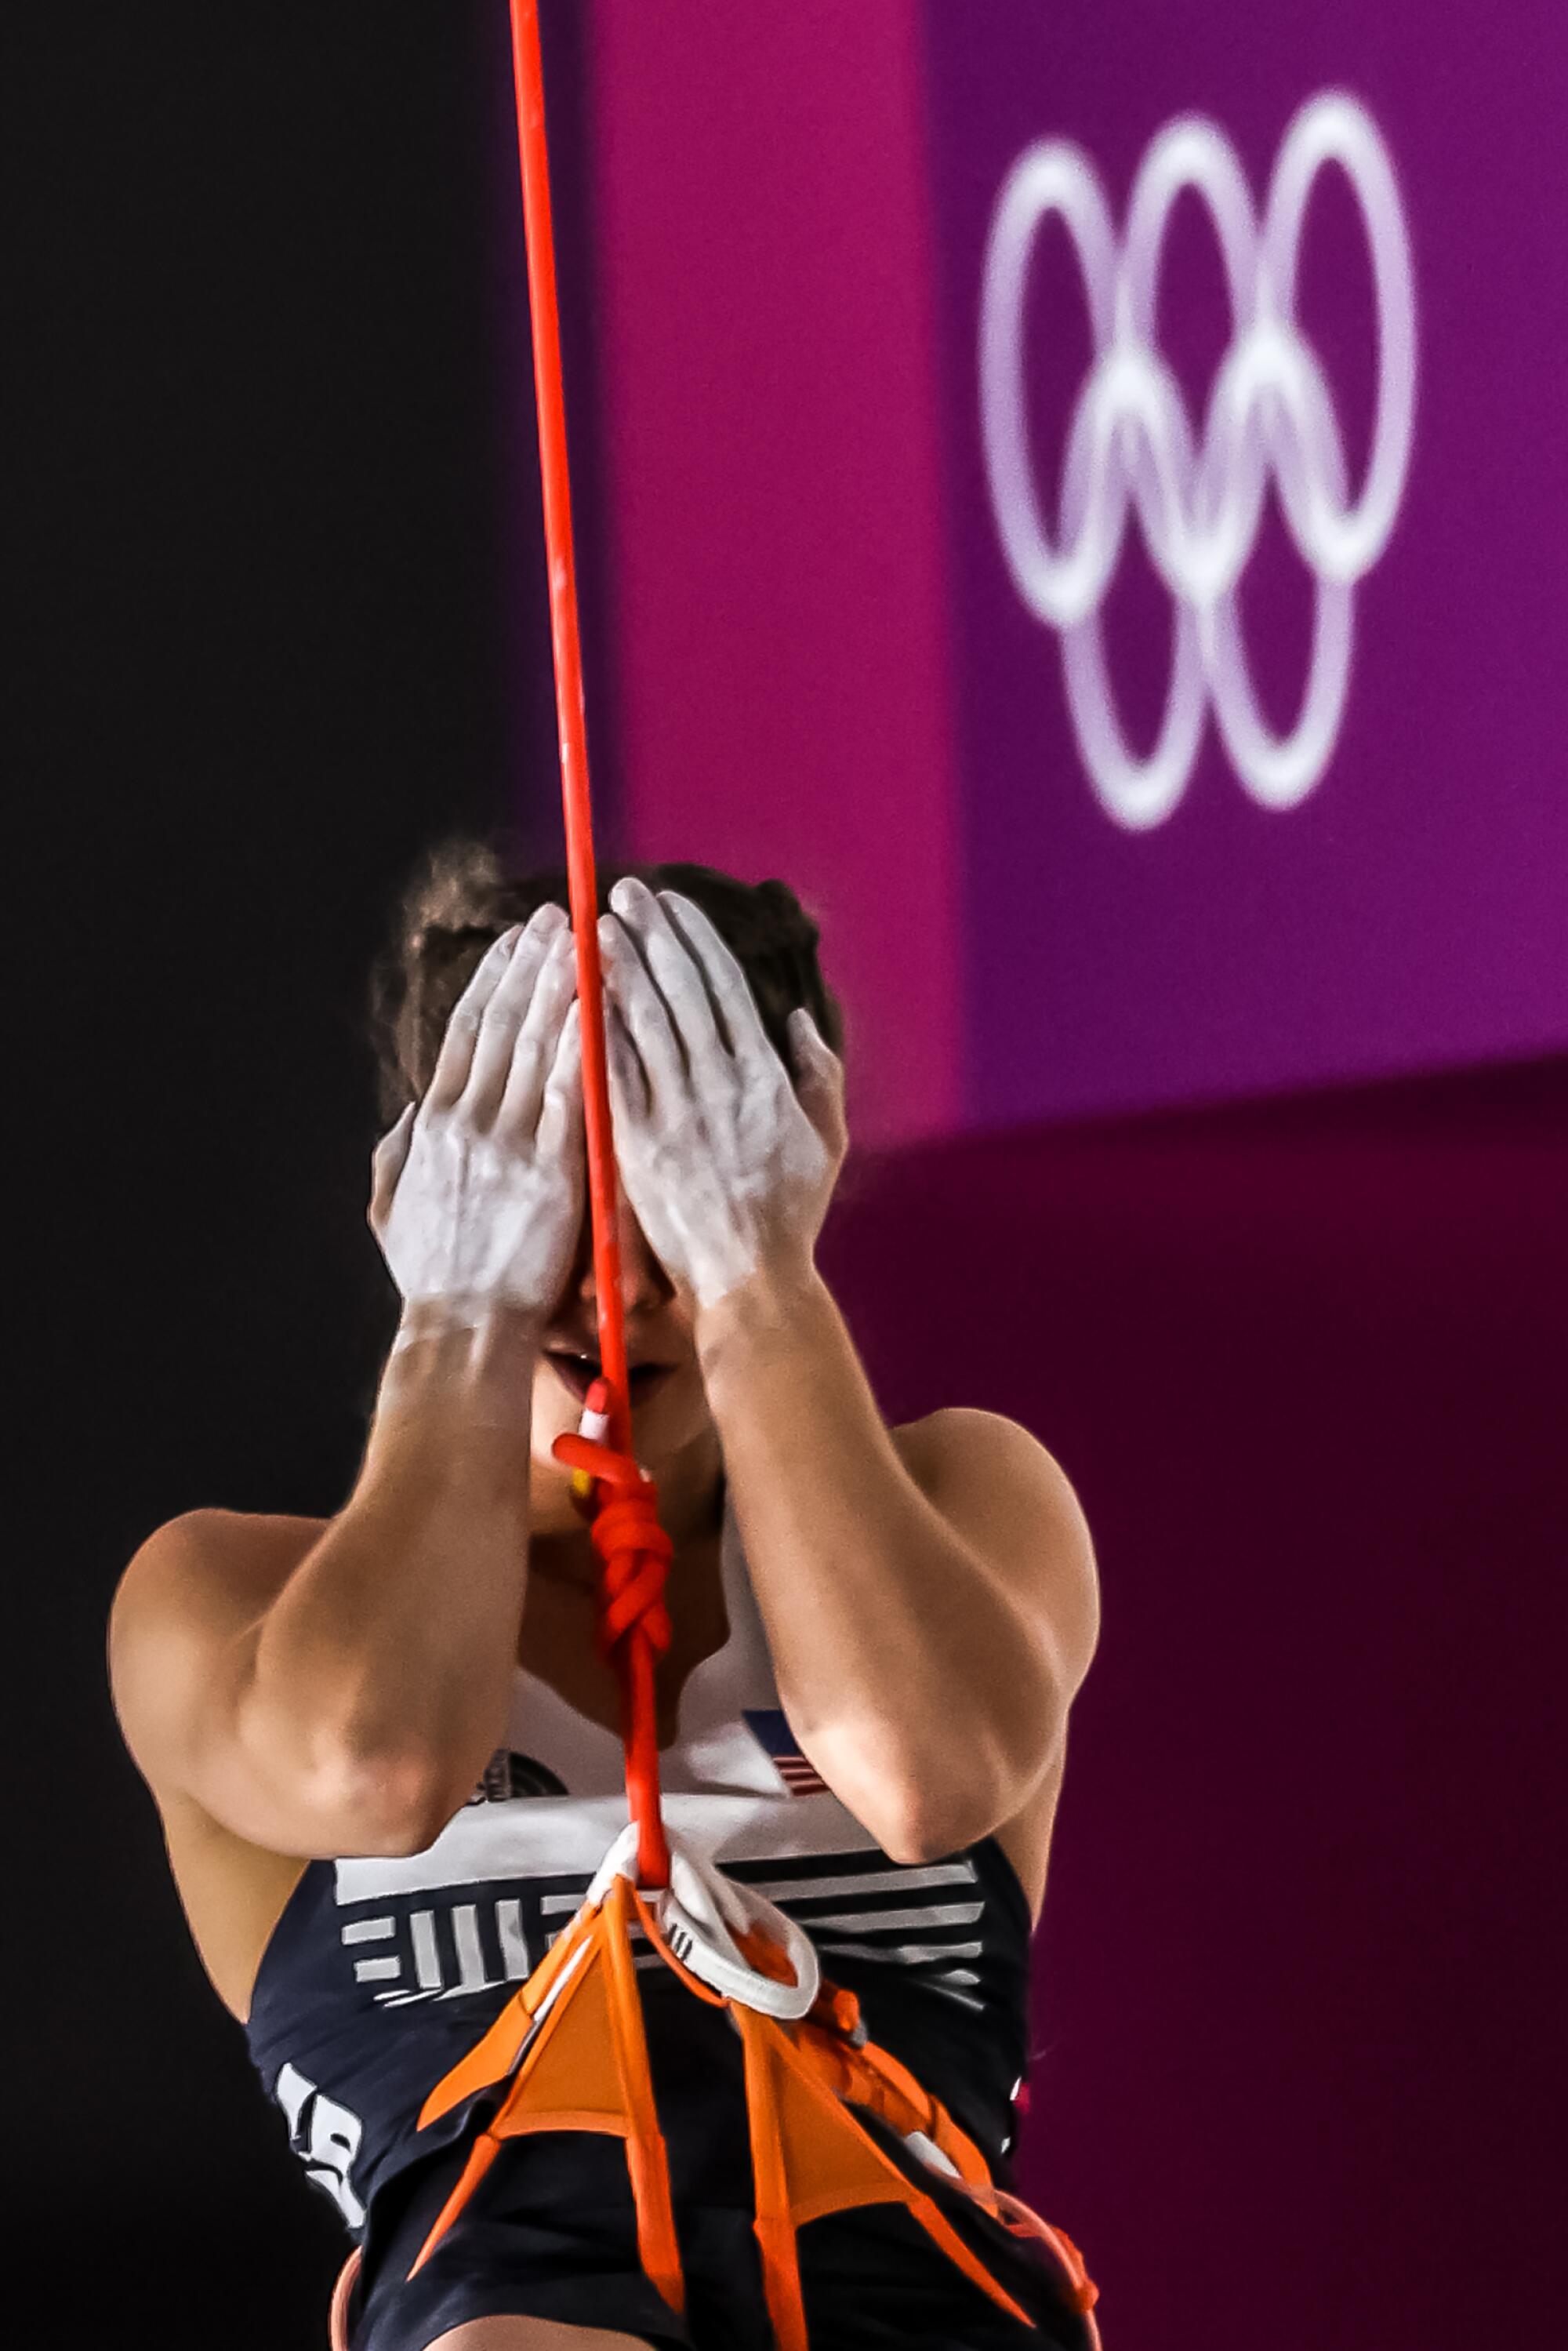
[327,5,1103,2342]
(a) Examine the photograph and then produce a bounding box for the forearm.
[242,1304,540,1823]
[697,1270,1061,1848]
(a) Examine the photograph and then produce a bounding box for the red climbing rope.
[555,1393,675,1681]
[397,28,1109,2342]
[507,0,671,1885]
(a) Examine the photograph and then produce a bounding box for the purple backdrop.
[922,0,1568,1127]
[822,1056,1567,2351]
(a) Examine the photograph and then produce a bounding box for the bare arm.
[111,907,584,1859]
[600,878,1099,1862]
[697,1273,1098,1861]
[111,1314,543,1856]
[244,1313,541,1826]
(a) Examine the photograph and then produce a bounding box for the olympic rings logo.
[979,91,1416,830]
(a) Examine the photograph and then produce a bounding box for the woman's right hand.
[368,904,584,1321]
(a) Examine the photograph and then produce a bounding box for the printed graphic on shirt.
[466,1749,570,1804]
[335,1848,988,2014]
[742,1707,829,1796]
[275,2060,366,2228]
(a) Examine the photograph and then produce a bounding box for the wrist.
[694,1259,829,1390]
[392,1295,548,1354]
[375,1299,545,1440]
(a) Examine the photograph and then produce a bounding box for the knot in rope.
[550,1425,673,1666]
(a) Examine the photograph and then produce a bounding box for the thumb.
[368,1103,416,1230]
[788,1008,846,1151]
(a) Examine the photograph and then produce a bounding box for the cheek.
[669,1364,717,1439]
[632,1361,711,1452]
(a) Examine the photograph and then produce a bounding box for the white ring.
[655,1848,820,2021]
[586,1826,819,2021]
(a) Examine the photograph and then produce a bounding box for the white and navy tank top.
[244,1497,1035,2240]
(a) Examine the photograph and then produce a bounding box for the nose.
[568,1194,672,1321]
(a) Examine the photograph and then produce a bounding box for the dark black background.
[6,8,601,2340]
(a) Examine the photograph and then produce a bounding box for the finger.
[534,1000,586,1165]
[463,905,571,1121]
[424,923,527,1109]
[604,997,652,1124]
[788,1007,848,1156]
[598,914,687,1106]
[368,1103,416,1230]
[496,926,579,1137]
[608,877,731,1086]
[655,889,777,1078]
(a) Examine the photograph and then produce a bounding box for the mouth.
[545,1350,675,1411]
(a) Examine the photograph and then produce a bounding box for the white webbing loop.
[586,1823,819,2020]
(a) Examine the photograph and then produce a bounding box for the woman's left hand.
[597,878,846,1312]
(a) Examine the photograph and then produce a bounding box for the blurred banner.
[582,2,1566,1141]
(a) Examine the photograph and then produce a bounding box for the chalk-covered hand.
[599,878,845,1311]
[369,904,584,1320]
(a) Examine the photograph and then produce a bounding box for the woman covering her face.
[110,839,1102,2351]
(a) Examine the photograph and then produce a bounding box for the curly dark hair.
[370,838,844,1124]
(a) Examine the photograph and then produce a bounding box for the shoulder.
[892,1408,1101,1699]
[108,1510,322,1756]
[892,1404,1090,1532]
[112,1507,323,1641]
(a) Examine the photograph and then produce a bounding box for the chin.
[627,1372,710,1462]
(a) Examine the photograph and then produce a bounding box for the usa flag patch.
[743,1709,829,1797]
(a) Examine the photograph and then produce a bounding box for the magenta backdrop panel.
[586,1,961,1147]
[820,1062,1567,2351]
[923,0,1568,1125]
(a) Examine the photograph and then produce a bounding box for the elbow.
[870,1813,964,1869]
[811,1695,1064,1866]
[865,1781,1008,1866]
[304,1746,467,1859]
[361,1793,457,1859]
[812,1733,1022,1866]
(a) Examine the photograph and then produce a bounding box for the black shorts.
[347,2120,1096,2351]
